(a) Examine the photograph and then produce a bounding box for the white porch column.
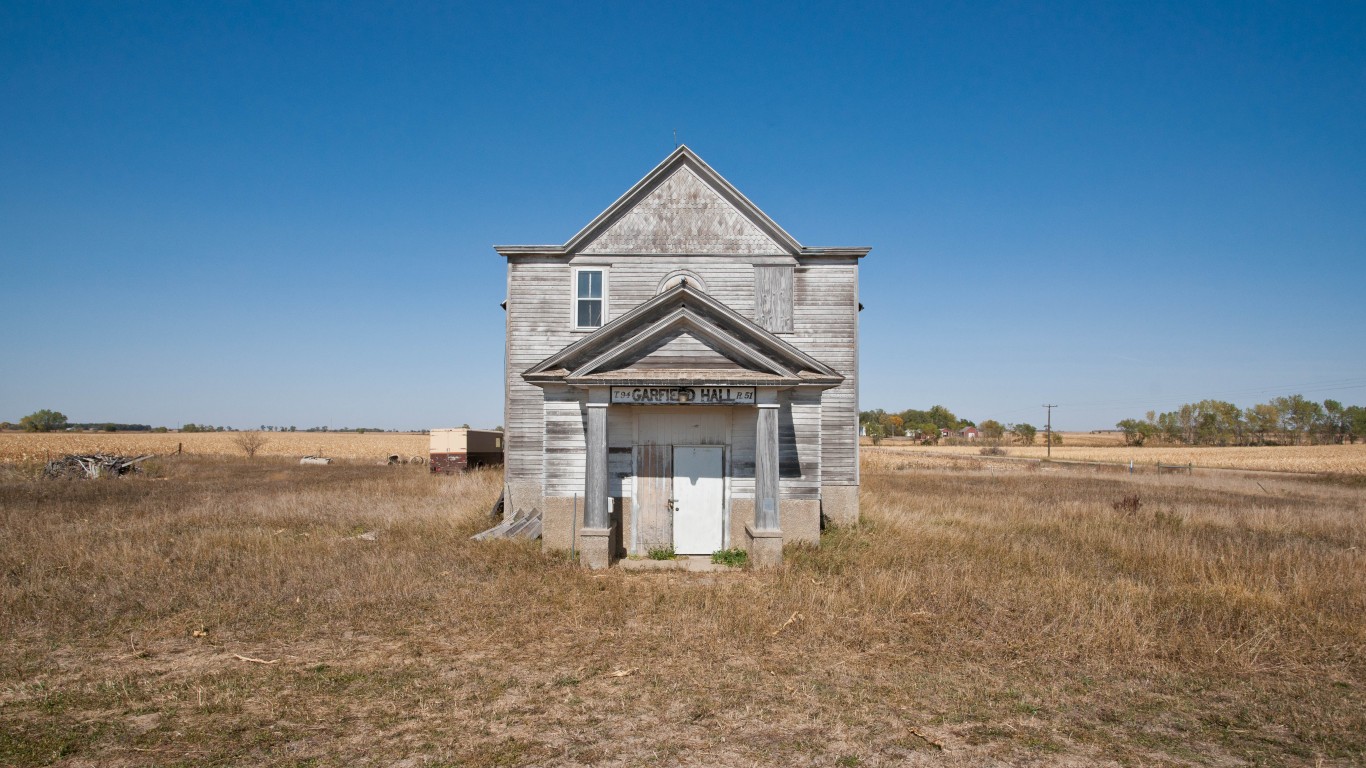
[584,402,609,529]
[579,400,614,569]
[747,401,783,566]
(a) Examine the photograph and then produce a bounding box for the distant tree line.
[1,411,176,433]
[67,422,155,432]
[1116,395,1366,446]
[860,405,970,442]
[859,406,1051,446]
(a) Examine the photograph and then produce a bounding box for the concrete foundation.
[783,499,821,545]
[729,498,755,550]
[541,496,576,552]
[505,479,544,523]
[542,496,626,558]
[821,484,860,527]
[745,523,784,567]
[578,525,615,569]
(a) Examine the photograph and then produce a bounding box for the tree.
[1116,418,1155,446]
[20,409,68,433]
[233,431,269,458]
[1273,395,1325,445]
[1009,423,1037,445]
[927,405,959,430]
[1245,403,1281,445]
[1346,405,1366,444]
[1324,400,1348,443]
[979,419,1005,441]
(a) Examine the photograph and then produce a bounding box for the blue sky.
[2,1,1363,431]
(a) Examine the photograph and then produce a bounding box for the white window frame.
[571,266,609,331]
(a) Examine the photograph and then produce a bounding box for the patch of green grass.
[0,717,114,766]
[710,547,747,567]
[646,544,676,560]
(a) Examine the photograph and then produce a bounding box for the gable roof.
[524,282,843,387]
[494,145,870,259]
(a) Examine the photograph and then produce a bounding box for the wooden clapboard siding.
[598,257,758,321]
[607,406,633,497]
[792,262,859,485]
[754,265,794,333]
[780,387,822,500]
[729,405,756,498]
[542,385,585,497]
[505,259,574,483]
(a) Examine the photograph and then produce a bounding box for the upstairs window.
[574,267,606,329]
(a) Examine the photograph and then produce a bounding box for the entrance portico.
[525,283,842,568]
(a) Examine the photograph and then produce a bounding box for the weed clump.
[646,544,676,560]
[710,547,748,567]
[1112,494,1142,516]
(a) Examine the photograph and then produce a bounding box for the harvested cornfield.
[0,431,428,464]
[870,443,1366,474]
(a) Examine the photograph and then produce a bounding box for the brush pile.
[43,454,154,479]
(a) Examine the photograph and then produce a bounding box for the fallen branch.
[908,726,945,751]
[771,611,804,636]
[233,653,279,665]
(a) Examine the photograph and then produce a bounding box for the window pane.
[577,269,602,299]
[577,299,602,328]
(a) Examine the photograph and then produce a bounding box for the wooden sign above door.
[610,386,756,406]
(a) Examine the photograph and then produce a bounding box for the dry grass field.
[864,438,1366,475]
[2,454,1363,766]
[0,431,429,465]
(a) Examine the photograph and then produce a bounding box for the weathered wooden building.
[498,146,866,567]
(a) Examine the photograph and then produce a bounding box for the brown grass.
[0,431,429,465]
[1,456,1363,766]
[867,442,1366,474]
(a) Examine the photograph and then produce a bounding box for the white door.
[672,445,724,554]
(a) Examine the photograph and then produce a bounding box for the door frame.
[627,407,735,556]
[671,443,727,555]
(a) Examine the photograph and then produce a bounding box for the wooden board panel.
[634,443,672,554]
[754,265,794,333]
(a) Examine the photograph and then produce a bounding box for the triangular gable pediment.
[564,146,801,256]
[580,166,786,255]
[524,283,842,387]
[611,326,771,375]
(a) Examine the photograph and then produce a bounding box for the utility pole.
[1043,404,1057,459]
